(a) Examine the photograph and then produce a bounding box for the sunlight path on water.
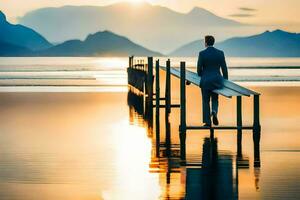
[103,119,161,199]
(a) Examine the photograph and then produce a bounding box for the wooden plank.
[171,104,181,108]
[223,79,260,96]
[152,98,166,101]
[160,66,259,97]
[213,88,242,98]
[161,66,242,97]
[185,70,258,96]
[186,126,253,130]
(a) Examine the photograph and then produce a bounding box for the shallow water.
[0,86,299,199]
[0,57,299,199]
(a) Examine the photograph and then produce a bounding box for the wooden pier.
[128,56,261,167]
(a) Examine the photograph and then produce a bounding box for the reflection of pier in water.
[128,88,154,136]
[127,90,261,199]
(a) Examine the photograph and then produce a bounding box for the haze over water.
[0,57,299,199]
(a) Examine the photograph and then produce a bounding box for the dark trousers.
[201,89,219,124]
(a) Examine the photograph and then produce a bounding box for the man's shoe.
[203,123,211,127]
[212,112,219,126]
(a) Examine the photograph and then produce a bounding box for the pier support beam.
[145,57,154,122]
[147,57,154,99]
[155,59,160,157]
[129,56,134,68]
[253,95,261,167]
[237,96,243,158]
[210,128,214,138]
[179,62,187,162]
[165,60,171,156]
[165,59,171,115]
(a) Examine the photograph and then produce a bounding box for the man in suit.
[197,35,228,126]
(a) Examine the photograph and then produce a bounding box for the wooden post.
[165,59,171,157]
[128,57,131,86]
[147,57,153,98]
[180,61,187,162]
[253,95,261,132]
[155,59,160,157]
[165,118,171,157]
[155,59,160,110]
[253,95,261,167]
[237,96,243,158]
[165,59,171,114]
[145,57,153,125]
[210,128,214,138]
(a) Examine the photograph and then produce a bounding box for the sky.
[0,0,299,31]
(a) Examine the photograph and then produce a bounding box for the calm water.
[0,57,300,92]
[0,57,299,199]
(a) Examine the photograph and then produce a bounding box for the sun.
[126,0,147,4]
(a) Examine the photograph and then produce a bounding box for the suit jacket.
[197,46,228,90]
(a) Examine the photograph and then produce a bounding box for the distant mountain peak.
[273,29,286,33]
[189,7,208,13]
[262,29,295,37]
[0,11,6,22]
[39,30,161,57]
[186,6,241,26]
[264,29,290,34]
[188,7,212,16]
[272,29,294,35]
[86,30,117,40]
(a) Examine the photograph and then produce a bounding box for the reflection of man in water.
[197,36,228,126]
[185,137,237,200]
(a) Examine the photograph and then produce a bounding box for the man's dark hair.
[205,35,215,46]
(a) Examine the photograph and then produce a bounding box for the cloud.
[239,7,257,12]
[229,7,257,18]
[229,14,255,18]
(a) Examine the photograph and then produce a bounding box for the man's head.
[205,35,215,47]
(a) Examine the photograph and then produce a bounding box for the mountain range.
[18,2,262,53]
[0,11,52,52]
[171,30,300,57]
[1,7,300,57]
[38,31,161,56]
[0,11,160,57]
